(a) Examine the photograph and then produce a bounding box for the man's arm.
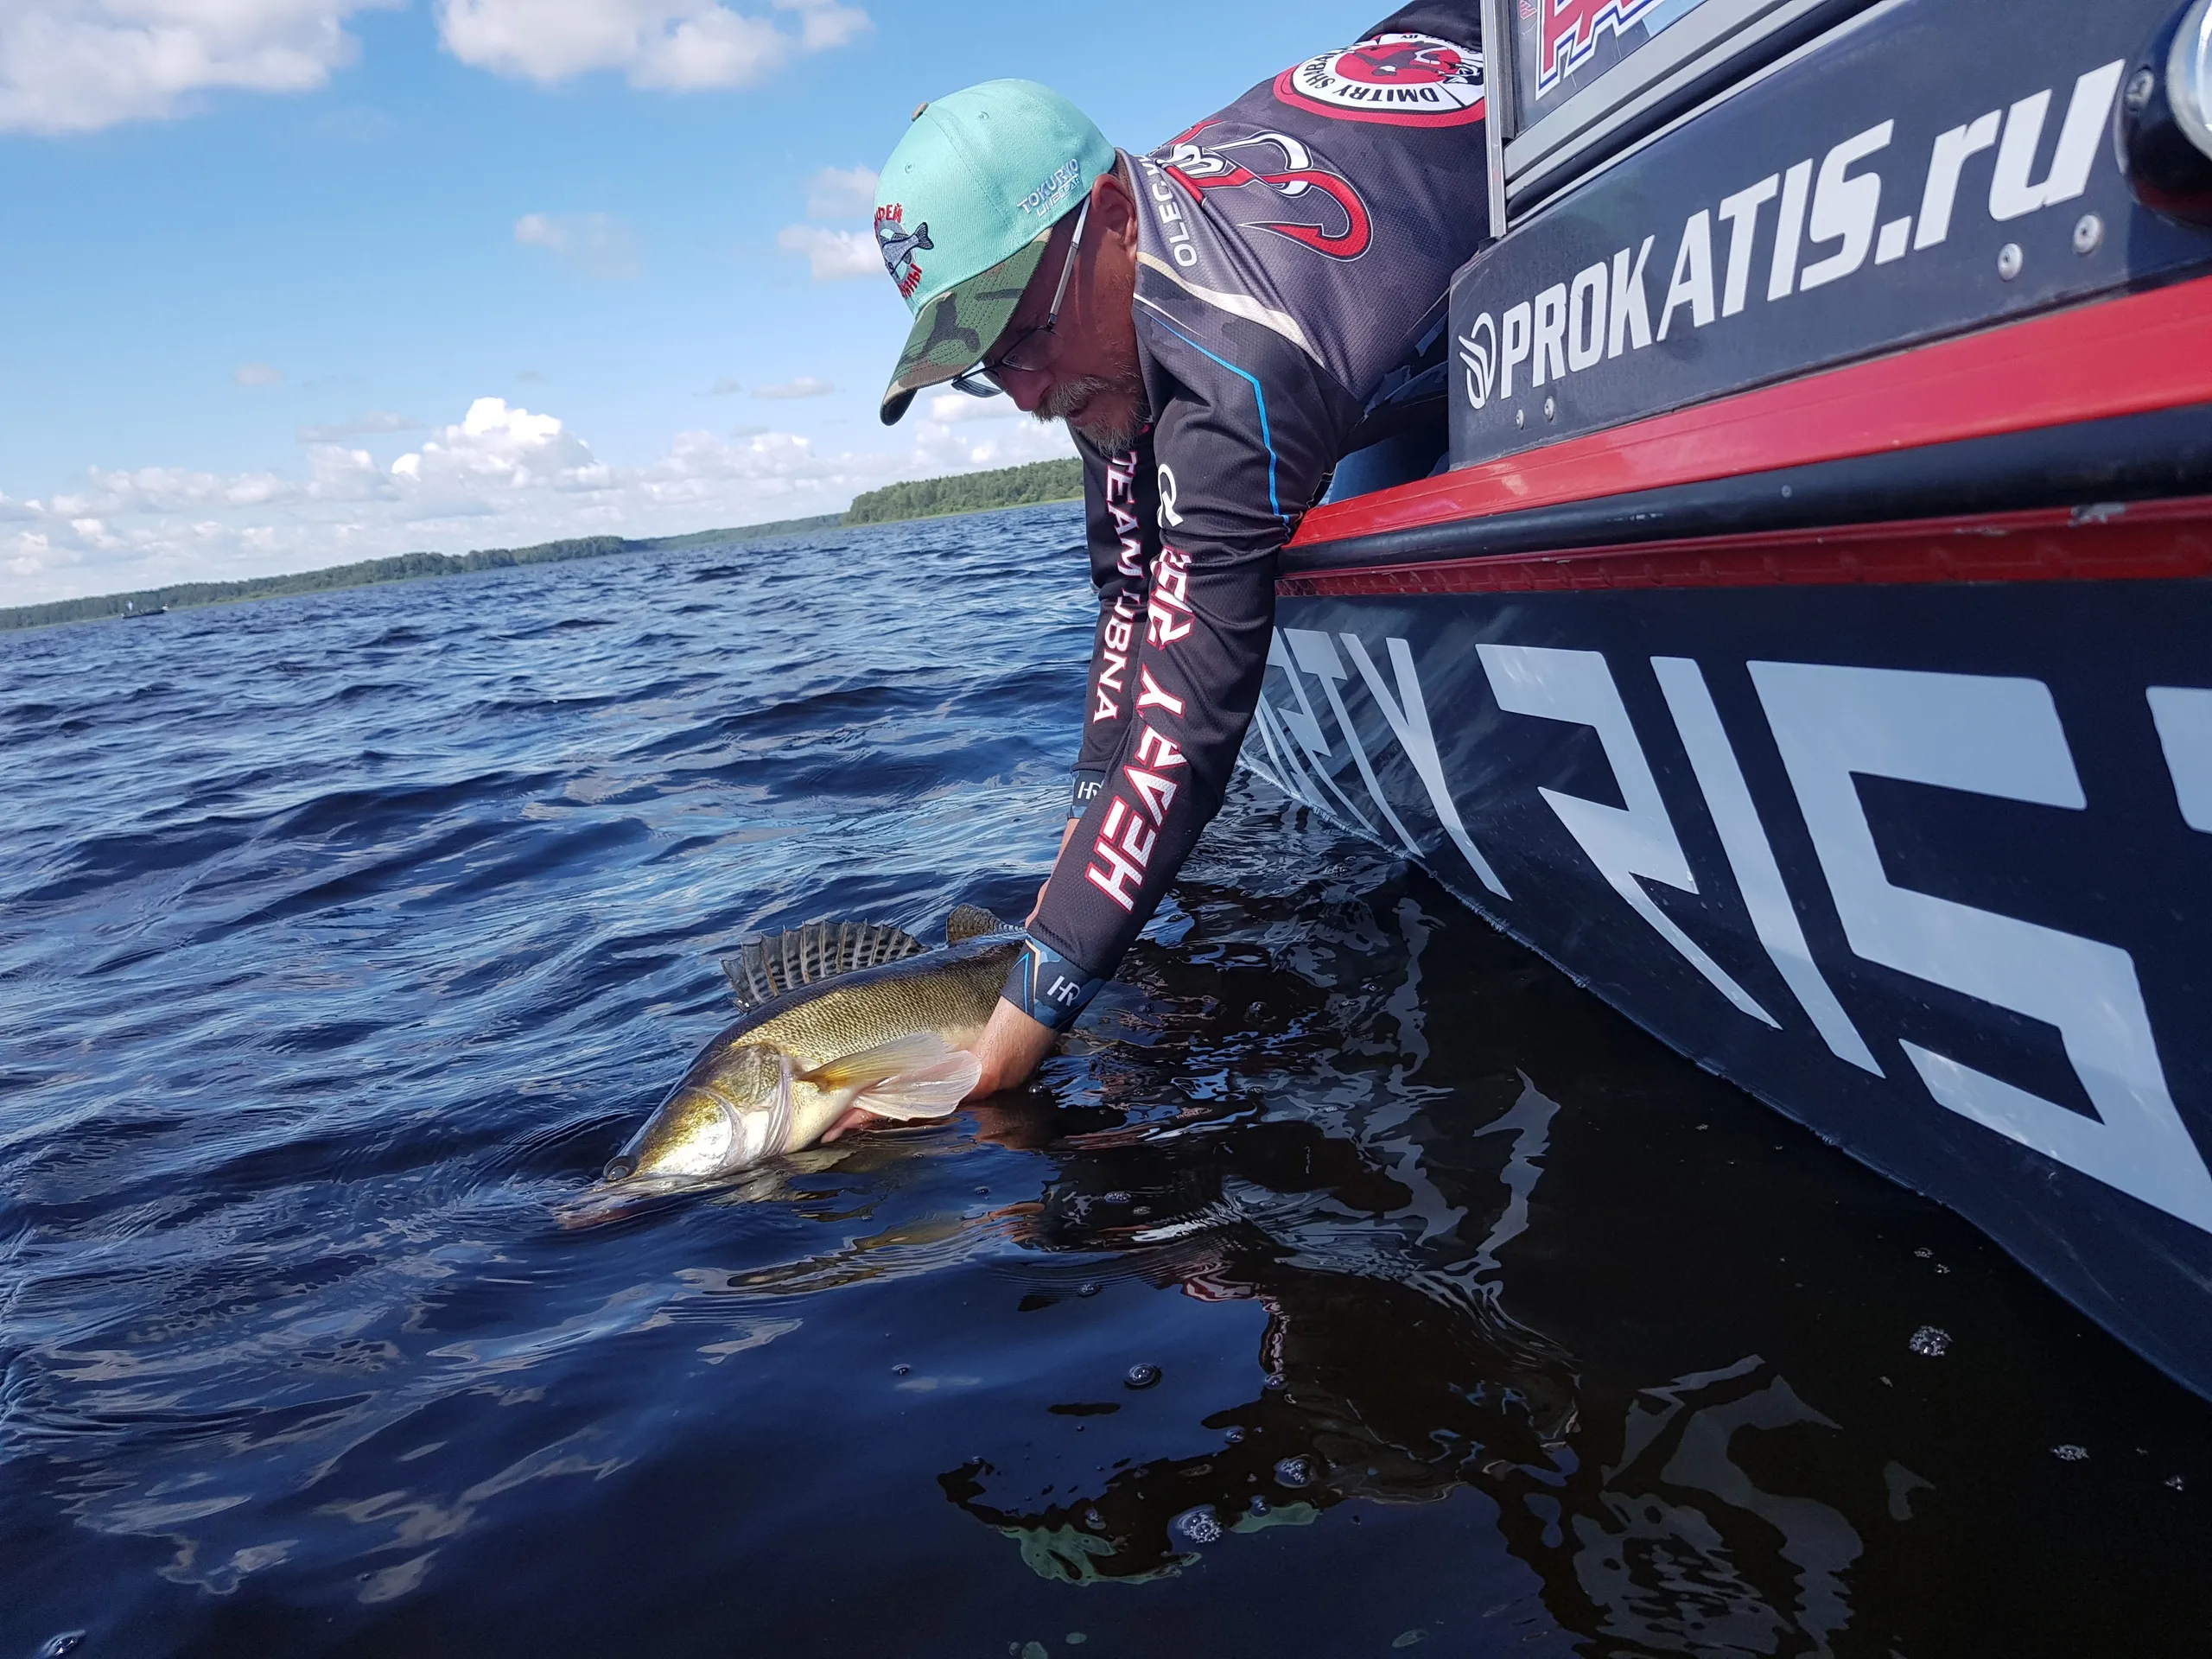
[1066,431,1159,814]
[967,435,1158,1099]
[1014,312,1351,1033]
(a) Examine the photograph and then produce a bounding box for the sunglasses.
[949,196,1091,398]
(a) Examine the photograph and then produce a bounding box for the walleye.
[599,905,1026,1193]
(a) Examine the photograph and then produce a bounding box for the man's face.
[987,170,1145,451]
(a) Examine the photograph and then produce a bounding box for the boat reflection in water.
[854,846,2209,1656]
[942,1088,1857,1656]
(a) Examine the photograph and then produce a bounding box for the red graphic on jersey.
[1273,31,1485,128]
[1160,124,1373,260]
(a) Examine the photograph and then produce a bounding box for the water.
[3,503,2209,1656]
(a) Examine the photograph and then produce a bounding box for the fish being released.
[599,905,1026,1192]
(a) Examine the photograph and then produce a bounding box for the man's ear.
[1092,165,1141,252]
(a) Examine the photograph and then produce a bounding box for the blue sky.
[0,0,1362,605]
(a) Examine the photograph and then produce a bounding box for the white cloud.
[0,0,396,135]
[234,362,283,386]
[805,164,876,223]
[752,376,831,400]
[924,392,1020,425]
[438,0,868,90]
[296,410,416,442]
[515,212,641,280]
[702,376,742,395]
[776,223,877,283]
[0,391,1075,607]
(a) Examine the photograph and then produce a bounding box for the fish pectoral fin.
[801,1032,981,1122]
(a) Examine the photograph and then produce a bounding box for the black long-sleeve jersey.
[1008,5,1493,1027]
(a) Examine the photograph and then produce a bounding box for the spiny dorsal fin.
[721,919,925,1009]
[945,903,1004,944]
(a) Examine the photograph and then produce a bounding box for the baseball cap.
[874,79,1117,424]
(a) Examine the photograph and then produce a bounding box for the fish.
[598,904,1026,1194]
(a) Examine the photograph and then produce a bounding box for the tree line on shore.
[1,456,1084,634]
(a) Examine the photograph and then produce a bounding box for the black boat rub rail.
[1279,495,2212,595]
[1287,272,2212,556]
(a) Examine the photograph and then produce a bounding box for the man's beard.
[1037,371,1146,453]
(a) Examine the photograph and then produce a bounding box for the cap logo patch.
[874,204,931,298]
[1017,158,1083,219]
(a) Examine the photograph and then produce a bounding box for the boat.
[1248,0,2212,1396]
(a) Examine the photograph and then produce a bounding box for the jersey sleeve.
[1068,434,1159,817]
[1013,309,1355,1025]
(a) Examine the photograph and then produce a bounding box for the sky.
[0,0,1363,606]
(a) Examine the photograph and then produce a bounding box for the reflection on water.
[3,510,2210,1657]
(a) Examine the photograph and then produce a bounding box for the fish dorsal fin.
[721,919,925,1008]
[945,904,1004,944]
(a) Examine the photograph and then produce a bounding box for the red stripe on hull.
[1279,497,2212,596]
[1291,275,2212,551]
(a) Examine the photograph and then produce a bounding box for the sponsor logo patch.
[874,204,931,299]
[1274,32,1485,128]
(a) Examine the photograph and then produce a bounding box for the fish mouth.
[610,1085,744,1186]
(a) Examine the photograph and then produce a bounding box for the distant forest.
[842,458,1082,524]
[0,454,1085,634]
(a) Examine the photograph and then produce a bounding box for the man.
[872,9,1490,1094]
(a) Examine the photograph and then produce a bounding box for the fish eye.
[603,1155,636,1183]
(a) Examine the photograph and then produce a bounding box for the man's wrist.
[1001,934,1105,1031]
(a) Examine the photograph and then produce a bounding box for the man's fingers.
[820,1105,875,1143]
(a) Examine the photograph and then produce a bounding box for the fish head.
[602,1042,793,1189]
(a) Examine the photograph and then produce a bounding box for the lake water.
[3,503,2209,1657]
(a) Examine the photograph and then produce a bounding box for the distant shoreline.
[1,457,1082,635]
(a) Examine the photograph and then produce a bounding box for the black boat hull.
[1251,504,2212,1395]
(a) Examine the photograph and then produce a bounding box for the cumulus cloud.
[776,223,877,283]
[515,212,641,280]
[805,164,877,222]
[0,0,396,135]
[752,376,832,400]
[0,391,1074,605]
[296,410,416,442]
[438,0,868,90]
[924,392,1020,425]
[233,362,283,386]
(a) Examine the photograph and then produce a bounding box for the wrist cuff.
[1001,936,1105,1031]
[1070,772,1106,817]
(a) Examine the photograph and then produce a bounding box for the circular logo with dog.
[1274,33,1486,127]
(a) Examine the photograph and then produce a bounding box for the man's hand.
[967,996,1057,1097]
[823,999,1056,1140]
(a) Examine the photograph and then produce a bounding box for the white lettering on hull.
[2148,687,2212,833]
[1478,644,1777,1026]
[1245,631,2212,1233]
[1652,657,1884,1075]
[1751,662,2212,1232]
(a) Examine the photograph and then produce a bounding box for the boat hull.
[1251,507,2212,1395]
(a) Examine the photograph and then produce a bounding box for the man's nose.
[997,367,1048,414]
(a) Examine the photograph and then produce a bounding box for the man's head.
[875,81,1145,451]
